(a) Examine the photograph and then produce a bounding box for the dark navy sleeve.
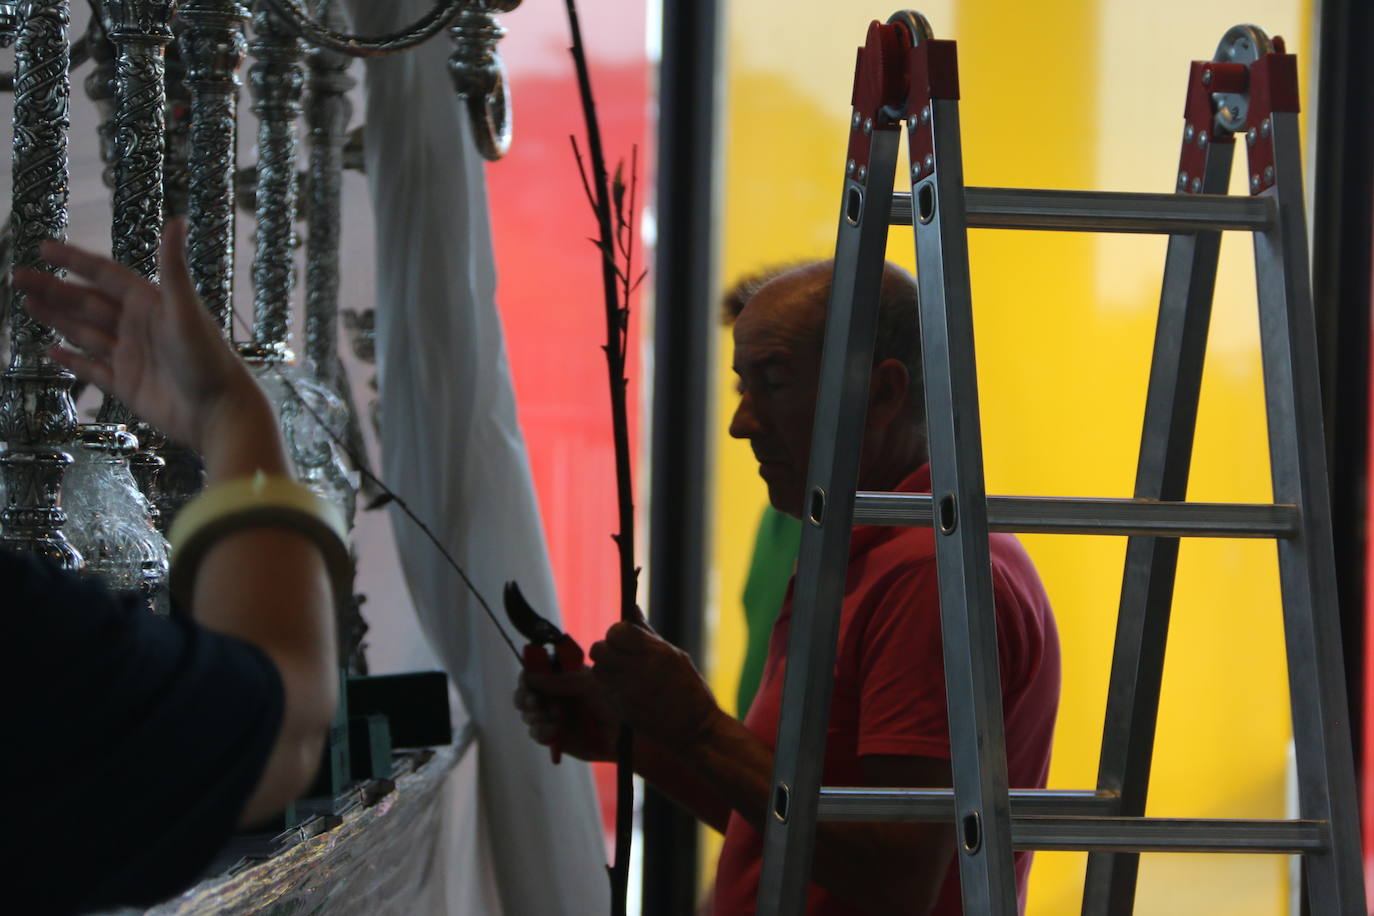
[1,548,285,914]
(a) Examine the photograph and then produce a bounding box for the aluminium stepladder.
[756,11,1365,916]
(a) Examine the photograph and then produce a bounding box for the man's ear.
[867,358,910,429]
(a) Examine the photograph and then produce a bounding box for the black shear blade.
[503,581,564,645]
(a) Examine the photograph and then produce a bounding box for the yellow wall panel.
[710,2,1311,912]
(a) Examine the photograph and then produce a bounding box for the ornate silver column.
[105,0,176,282]
[96,0,179,534]
[302,0,349,381]
[178,0,248,331]
[0,0,81,566]
[244,0,304,361]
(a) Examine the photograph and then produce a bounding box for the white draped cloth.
[343,2,611,913]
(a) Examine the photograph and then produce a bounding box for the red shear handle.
[552,635,585,672]
[523,638,587,764]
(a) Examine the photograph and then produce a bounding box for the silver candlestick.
[244,0,303,361]
[179,0,248,332]
[95,0,179,542]
[303,0,349,382]
[0,0,81,567]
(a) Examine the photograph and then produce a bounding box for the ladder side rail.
[1080,108,1235,915]
[908,51,1018,914]
[754,129,903,916]
[1252,99,1366,913]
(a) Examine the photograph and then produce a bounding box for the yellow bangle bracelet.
[167,471,351,610]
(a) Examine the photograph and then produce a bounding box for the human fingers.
[22,296,117,359]
[38,239,147,302]
[13,269,120,337]
[604,620,653,652]
[524,667,597,698]
[48,344,114,391]
[588,638,624,671]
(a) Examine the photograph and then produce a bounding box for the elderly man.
[519,260,1060,914]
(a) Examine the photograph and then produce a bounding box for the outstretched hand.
[12,220,258,453]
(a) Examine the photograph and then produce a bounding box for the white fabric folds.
[343,2,611,913]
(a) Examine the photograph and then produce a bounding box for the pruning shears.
[503,581,586,764]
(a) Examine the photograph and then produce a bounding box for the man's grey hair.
[721,260,925,430]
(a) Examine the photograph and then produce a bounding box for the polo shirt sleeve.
[854,562,953,759]
[4,549,286,914]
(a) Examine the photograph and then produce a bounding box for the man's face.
[728,272,826,519]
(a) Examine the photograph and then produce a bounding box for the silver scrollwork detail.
[2,0,81,566]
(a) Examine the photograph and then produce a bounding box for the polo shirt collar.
[847,462,933,559]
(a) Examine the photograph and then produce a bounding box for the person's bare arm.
[16,223,337,827]
[515,667,732,831]
[589,621,955,914]
[192,386,336,826]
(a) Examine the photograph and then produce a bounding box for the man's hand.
[515,667,619,763]
[13,220,261,454]
[589,618,724,754]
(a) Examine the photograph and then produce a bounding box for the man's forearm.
[634,734,732,832]
[190,381,338,824]
[191,384,334,675]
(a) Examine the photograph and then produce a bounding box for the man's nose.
[729,394,759,440]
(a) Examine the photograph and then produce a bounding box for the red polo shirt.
[713,464,1060,914]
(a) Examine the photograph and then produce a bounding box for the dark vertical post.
[1311,0,1374,807]
[643,0,720,912]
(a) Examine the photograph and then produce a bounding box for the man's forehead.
[732,304,823,370]
[736,271,828,339]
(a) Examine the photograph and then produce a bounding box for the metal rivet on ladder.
[917,183,936,224]
[808,487,826,527]
[938,493,957,533]
[773,782,791,822]
[961,811,982,853]
[845,187,864,225]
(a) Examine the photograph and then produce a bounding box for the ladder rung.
[852,493,1299,538]
[1010,816,1327,854]
[817,788,1117,821]
[890,187,1274,234]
